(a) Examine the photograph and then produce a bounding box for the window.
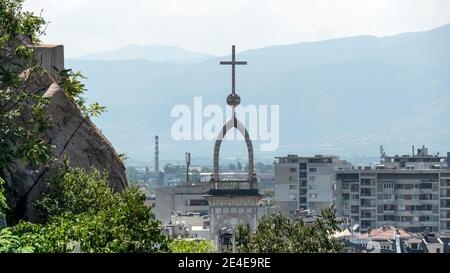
[361,188,372,196]
[289,193,297,200]
[420,183,432,189]
[289,167,297,173]
[299,172,307,178]
[436,248,441,253]
[309,176,316,181]
[289,184,297,190]
[309,193,317,199]
[383,183,394,189]
[299,163,307,170]
[384,194,394,200]
[186,199,208,206]
[309,167,317,173]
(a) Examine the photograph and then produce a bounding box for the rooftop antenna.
[380,145,385,157]
[155,136,159,172]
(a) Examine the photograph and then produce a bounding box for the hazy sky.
[24,0,450,58]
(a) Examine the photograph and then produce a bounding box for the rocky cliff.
[3,45,127,223]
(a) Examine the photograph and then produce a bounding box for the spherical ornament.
[226,93,241,106]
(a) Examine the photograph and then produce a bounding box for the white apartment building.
[275,155,352,214]
[336,146,450,233]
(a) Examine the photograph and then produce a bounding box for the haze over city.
[20,0,450,167]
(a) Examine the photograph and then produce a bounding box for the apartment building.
[336,146,450,233]
[275,155,352,214]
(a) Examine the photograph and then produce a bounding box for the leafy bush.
[169,240,215,253]
[7,164,171,253]
[235,209,343,253]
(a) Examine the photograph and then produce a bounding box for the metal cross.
[220,45,247,95]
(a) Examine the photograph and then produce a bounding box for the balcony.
[440,189,450,198]
[440,212,450,219]
[441,203,450,209]
[208,180,259,196]
[441,180,450,187]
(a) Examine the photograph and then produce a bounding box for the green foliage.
[118,153,128,163]
[169,239,215,253]
[58,69,106,118]
[35,162,115,220]
[261,188,274,197]
[0,228,34,253]
[235,209,344,253]
[163,163,184,174]
[0,177,7,216]
[0,0,105,173]
[7,164,171,253]
[0,0,53,171]
[0,0,46,49]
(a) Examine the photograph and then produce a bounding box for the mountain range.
[66,24,450,166]
[75,44,215,63]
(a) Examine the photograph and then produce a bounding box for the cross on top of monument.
[220,45,247,107]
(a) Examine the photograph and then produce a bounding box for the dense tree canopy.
[7,162,171,253]
[235,209,344,253]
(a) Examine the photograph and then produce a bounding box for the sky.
[23,0,450,58]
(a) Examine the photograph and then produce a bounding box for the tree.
[228,163,236,171]
[236,161,243,171]
[163,163,183,174]
[0,0,53,172]
[9,163,171,253]
[235,209,343,253]
[168,240,215,253]
[255,162,265,173]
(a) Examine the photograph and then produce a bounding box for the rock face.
[3,45,127,223]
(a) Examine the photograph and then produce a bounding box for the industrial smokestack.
[412,145,415,157]
[155,136,159,173]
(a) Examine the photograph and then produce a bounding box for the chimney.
[412,145,415,157]
[155,136,159,172]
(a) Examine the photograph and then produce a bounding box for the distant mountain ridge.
[66,23,450,163]
[74,44,215,63]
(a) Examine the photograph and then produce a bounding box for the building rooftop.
[358,226,416,241]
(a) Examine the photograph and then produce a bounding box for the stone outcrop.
[3,45,127,223]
